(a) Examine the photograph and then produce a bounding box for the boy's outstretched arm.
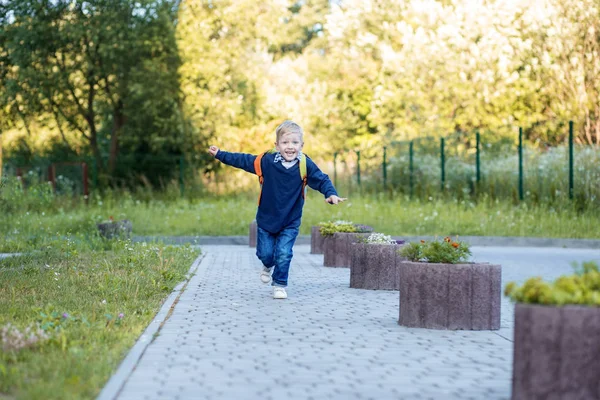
[305,157,347,205]
[208,145,257,174]
[208,146,219,157]
[325,195,347,205]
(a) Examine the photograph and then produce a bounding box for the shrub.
[0,177,55,215]
[399,237,471,264]
[504,261,600,306]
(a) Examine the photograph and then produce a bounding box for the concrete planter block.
[97,220,132,240]
[323,232,369,268]
[249,220,257,248]
[350,243,407,290]
[398,261,501,330]
[310,226,326,254]
[512,303,600,400]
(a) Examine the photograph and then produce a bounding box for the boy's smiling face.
[275,132,304,162]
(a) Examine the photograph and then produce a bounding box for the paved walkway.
[99,245,600,400]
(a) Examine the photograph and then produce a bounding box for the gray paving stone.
[101,244,600,400]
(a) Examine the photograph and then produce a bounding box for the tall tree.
[1,0,185,181]
[525,0,600,145]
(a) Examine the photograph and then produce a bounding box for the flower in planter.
[361,233,398,245]
[504,261,600,306]
[318,220,373,237]
[399,236,471,264]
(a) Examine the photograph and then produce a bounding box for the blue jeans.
[256,225,299,287]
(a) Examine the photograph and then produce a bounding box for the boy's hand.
[325,195,347,205]
[208,146,219,157]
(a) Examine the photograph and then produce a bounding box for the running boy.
[208,120,346,299]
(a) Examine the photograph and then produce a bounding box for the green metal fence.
[327,121,599,208]
[2,121,599,208]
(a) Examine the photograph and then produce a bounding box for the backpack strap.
[254,152,266,205]
[299,153,308,199]
[254,153,265,185]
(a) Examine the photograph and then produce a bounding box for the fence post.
[47,164,56,192]
[356,150,361,187]
[333,152,337,188]
[518,127,524,201]
[179,156,185,197]
[476,131,481,185]
[409,141,414,199]
[440,138,445,192]
[569,120,574,199]
[382,146,387,189]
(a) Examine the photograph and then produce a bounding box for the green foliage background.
[1,0,599,187]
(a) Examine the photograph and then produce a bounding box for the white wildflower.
[1,323,50,352]
[366,233,396,245]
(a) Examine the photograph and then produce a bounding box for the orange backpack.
[254,149,307,205]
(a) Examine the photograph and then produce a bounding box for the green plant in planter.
[318,220,358,237]
[504,261,600,306]
[399,237,471,264]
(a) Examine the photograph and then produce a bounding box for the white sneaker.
[260,267,272,284]
[273,287,288,299]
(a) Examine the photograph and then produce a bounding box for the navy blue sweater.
[215,151,338,233]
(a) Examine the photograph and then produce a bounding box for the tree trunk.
[90,127,104,182]
[108,100,125,175]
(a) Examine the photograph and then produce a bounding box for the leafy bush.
[0,178,55,214]
[399,237,471,264]
[504,261,600,306]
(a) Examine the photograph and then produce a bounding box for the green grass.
[299,194,600,239]
[1,188,599,254]
[0,237,199,399]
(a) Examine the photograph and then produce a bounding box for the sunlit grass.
[2,187,598,253]
[302,194,600,239]
[0,237,199,399]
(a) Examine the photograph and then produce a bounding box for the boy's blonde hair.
[275,120,304,142]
